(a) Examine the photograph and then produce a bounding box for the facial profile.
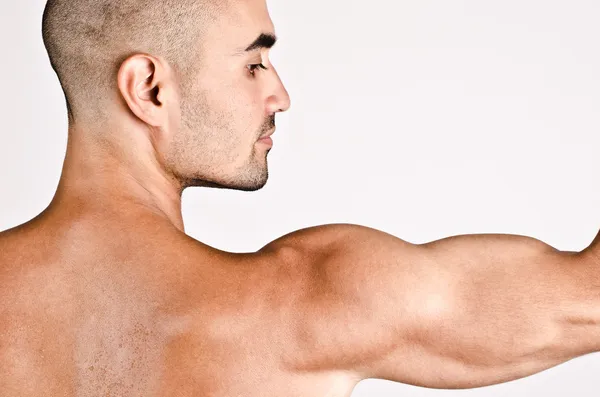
[42,0,291,194]
[171,0,291,192]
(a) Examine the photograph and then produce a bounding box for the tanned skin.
[2,0,600,396]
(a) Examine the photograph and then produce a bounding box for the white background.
[1,1,600,395]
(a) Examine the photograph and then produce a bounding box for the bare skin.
[3,0,600,396]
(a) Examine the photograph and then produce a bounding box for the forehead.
[203,0,275,54]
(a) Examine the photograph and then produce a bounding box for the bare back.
[0,215,361,396]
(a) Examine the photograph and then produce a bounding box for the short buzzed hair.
[42,0,225,122]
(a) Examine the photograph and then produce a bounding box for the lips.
[260,128,275,139]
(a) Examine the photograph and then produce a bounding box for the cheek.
[228,74,264,108]
[180,95,239,153]
[223,87,264,130]
[183,76,264,140]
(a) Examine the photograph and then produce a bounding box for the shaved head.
[42,0,290,194]
[42,0,225,122]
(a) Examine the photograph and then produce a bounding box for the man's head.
[42,0,290,192]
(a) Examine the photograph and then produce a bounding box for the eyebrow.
[242,33,278,52]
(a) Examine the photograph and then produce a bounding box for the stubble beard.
[175,96,270,192]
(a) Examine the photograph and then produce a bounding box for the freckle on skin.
[88,365,94,371]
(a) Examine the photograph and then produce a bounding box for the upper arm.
[265,223,592,389]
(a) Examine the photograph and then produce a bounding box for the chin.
[236,169,269,191]
[184,166,269,192]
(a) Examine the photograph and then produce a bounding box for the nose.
[265,66,291,114]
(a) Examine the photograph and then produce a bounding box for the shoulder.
[255,223,422,375]
[258,223,390,259]
[255,223,383,297]
[256,222,419,295]
[258,223,419,293]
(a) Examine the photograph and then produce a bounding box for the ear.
[117,54,173,127]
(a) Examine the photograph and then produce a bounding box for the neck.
[48,123,186,233]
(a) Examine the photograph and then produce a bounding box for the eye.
[247,63,268,76]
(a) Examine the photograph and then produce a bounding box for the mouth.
[257,128,275,146]
[260,128,276,139]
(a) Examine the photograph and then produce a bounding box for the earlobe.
[117,54,166,127]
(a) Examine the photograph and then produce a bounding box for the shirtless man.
[1,0,600,395]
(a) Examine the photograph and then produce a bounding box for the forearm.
[416,234,600,388]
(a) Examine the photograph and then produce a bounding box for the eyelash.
[247,63,268,76]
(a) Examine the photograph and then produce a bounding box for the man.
[1,0,599,395]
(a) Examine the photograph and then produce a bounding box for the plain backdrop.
[1,1,600,396]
